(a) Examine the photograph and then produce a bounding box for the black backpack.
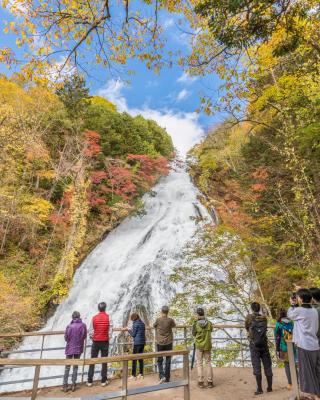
[250,318,267,348]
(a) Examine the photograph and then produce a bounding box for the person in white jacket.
[288,288,320,399]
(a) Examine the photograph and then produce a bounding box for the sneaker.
[207,382,214,388]
[129,376,136,381]
[61,385,69,393]
[198,382,205,389]
[86,382,93,387]
[254,390,263,395]
[101,380,109,387]
[267,387,273,393]
[71,384,76,392]
[137,374,144,380]
[158,377,166,384]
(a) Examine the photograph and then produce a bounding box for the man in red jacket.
[87,302,113,387]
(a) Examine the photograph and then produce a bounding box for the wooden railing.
[0,324,271,386]
[287,341,300,400]
[0,324,250,338]
[0,324,275,390]
[0,350,190,400]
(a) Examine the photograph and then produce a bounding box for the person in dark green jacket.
[192,307,214,388]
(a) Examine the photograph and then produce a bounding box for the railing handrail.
[0,323,256,338]
[0,350,188,366]
[0,350,191,400]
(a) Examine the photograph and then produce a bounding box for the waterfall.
[0,163,210,392]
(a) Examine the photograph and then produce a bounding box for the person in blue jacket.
[124,313,146,380]
[274,309,294,389]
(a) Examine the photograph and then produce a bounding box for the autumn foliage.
[0,76,173,341]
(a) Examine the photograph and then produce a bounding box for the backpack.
[251,318,267,348]
[282,323,293,345]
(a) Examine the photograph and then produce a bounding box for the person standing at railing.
[87,302,113,388]
[245,302,273,396]
[63,311,87,392]
[123,313,146,380]
[153,305,176,384]
[274,309,294,390]
[288,288,320,399]
[192,307,214,389]
[310,287,320,344]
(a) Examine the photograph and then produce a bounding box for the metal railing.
[0,324,273,389]
[0,350,190,400]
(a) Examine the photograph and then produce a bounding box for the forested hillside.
[0,75,173,340]
[187,21,320,315]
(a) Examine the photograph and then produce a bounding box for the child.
[274,309,294,389]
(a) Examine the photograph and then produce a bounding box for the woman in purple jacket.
[63,311,87,392]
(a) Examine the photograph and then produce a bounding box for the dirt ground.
[1,367,293,399]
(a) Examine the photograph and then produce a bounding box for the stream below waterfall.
[0,163,210,392]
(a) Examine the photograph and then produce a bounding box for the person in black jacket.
[245,302,272,396]
[124,313,146,380]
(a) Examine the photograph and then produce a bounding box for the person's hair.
[72,311,80,320]
[251,302,261,313]
[98,302,107,312]
[309,287,320,302]
[130,313,140,321]
[297,288,312,303]
[196,307,205,317]
[277,308,287,322]
[161,305,169,315]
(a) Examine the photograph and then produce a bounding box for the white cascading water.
[0,162,210,392]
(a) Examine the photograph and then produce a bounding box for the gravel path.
[2,367,291,399]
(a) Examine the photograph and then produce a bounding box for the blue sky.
[0,7,224,155]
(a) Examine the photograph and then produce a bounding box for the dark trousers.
[250,343,273,377]
[63,354,81,386]
[132,344,145,377]
[157,343,173,382]
[88,341,109,383]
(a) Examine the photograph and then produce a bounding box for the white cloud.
[97,80,204,157]
[45,57,75,83]
[131,108,204,157]
[163,18,175,29]
[176,89,190,101]
[97,79,129,112]
[177,72,198,85]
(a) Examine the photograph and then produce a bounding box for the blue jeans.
[157,343,173,382]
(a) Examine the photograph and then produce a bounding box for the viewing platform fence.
[0,350,190,400]
[0,324,280,393]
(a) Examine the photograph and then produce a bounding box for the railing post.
[239,328,245,367]
[31,365,41,400]
[183,353,190,400]
[287,341,300,400]
[153,328,157,374]
[39,335,45,359]
[183,327,187,349]
[81,337,87,383]
[122,360,128,400]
